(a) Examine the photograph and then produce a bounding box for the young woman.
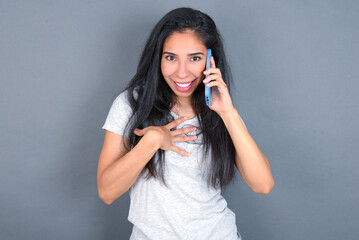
[97,7,274,240]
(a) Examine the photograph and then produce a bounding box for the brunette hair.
[122,7,236,190]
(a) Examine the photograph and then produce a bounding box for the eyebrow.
[163,51,204,56]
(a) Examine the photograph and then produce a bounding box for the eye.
[165,55,176,61]
[191,56,201,62]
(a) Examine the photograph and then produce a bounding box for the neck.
[175,95,192,109]
[171,96,195,117]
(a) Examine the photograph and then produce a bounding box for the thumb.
[134,128,144,136]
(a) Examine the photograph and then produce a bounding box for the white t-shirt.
[102,90,244,240]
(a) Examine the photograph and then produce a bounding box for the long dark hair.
[122,7,237,190]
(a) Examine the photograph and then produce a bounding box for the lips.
[175,81,193,87]
[173,80,195,92]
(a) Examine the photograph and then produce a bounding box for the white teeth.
[175,81,192,87]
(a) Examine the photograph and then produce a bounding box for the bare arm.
[97,131,159,205]
[202,56,274,194]
[97,116,197,205]
[220,108,275,194]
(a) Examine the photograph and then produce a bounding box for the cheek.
[160,61,166,75]
[161,62,174,77]
[191,64,205,77]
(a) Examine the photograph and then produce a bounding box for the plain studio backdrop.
[1,1,358,239]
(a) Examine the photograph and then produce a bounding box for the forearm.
[220,108,274,194]
[99,134,159,204]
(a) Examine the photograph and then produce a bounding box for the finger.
[205,80,225,88]
[174,135,198,142]
[210,56,216,68]
[202,74,221,84]
[166,116,188,129]
[171,126,197,136]
[171,145,191,157]
[134,128,144,136]
[203,67,221,77]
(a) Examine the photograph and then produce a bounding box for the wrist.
[142,129,162,150]
[218,107,237,119]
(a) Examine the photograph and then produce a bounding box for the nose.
[175,60,189,79]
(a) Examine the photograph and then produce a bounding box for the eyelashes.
[165,55,176,61]
[191,56,201,62]
[164,55,202,62]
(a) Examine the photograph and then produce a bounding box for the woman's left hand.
[203,56,235,116]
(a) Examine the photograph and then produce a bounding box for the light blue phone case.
[205,49,212,106]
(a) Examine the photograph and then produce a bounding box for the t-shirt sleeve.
[102,91,132,138]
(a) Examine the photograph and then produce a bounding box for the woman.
[97,7,274,240]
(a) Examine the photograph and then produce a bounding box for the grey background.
[1,0,358,239]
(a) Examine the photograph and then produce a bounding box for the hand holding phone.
[205,49,212,106]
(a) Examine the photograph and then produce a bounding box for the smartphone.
[205,49,212,106]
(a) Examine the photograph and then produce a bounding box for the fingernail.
[184,117,188,120]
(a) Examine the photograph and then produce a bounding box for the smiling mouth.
[174,81,194,87]
[172,80,195,92]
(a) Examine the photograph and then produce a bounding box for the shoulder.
[115,87,139,103]
[112,88,138,108]
[112,91,127,108]
[105,90,133,121]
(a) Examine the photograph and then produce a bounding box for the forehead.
[162,30,206,52]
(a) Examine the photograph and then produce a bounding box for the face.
[161,30,207,103]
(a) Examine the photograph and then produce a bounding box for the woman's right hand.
[133,117,197,157]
